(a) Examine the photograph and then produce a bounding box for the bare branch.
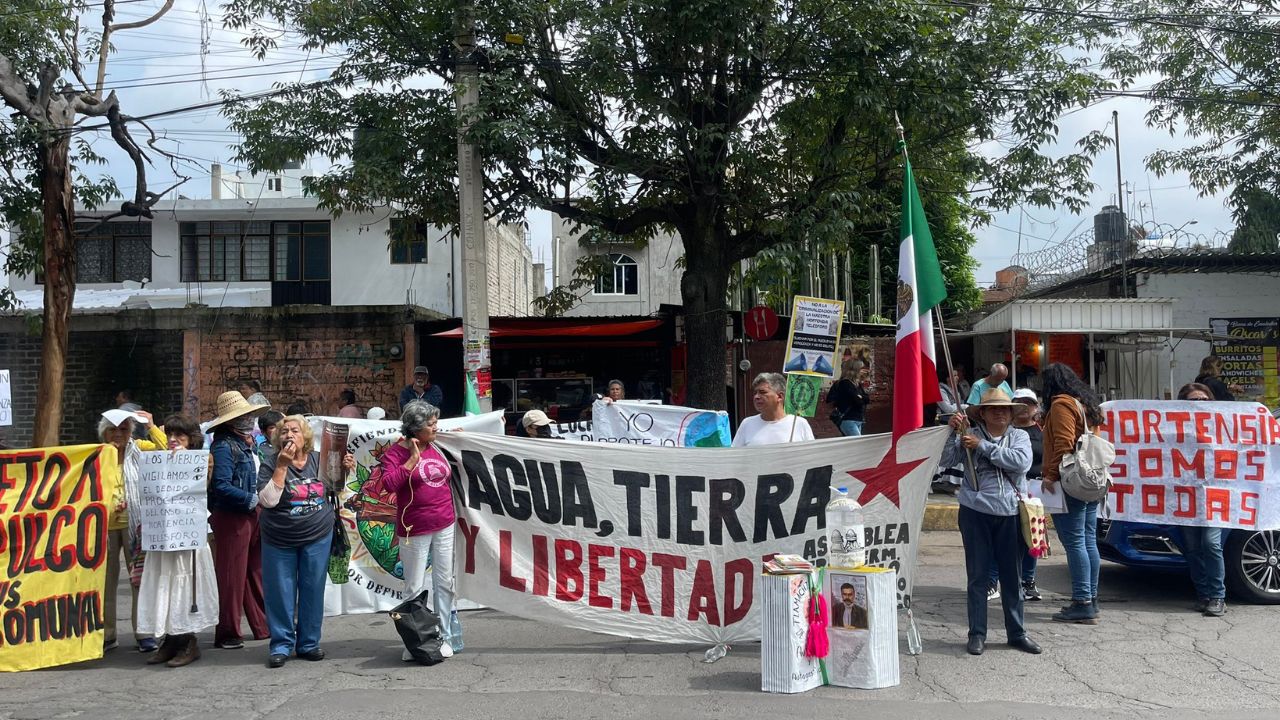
[0,53,40,121]
[110,0,175,32]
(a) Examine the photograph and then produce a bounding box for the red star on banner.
[847,444,928,508]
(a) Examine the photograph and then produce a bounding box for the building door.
[271,221,331,306]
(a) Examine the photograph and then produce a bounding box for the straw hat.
[965,388,1020,421]
[207,390,270,429]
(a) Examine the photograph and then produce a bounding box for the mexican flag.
[893,149,947,439]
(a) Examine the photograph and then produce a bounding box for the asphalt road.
[5,531,1279,720]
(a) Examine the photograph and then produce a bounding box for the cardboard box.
[824,566,899,689]
[760,573,824,694]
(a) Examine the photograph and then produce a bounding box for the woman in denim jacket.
[207,391,271,649]
[941,388,1041,657]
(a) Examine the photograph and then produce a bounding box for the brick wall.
[186,311,409,420]
[0,328,184,447]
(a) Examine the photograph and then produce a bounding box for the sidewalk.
[924,493,961,530]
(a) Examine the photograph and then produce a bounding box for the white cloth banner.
[436,426,949,645]
[1101,400,1280,530]
[549,400,731,447]
[136,450,208,551]
[308,412,505,616]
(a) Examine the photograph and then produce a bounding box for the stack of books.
[763,554,814,574]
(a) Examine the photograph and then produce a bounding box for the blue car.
[1098,518,1280,604]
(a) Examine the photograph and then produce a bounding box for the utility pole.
[455,3,492,412]
[1113,110,1128,298]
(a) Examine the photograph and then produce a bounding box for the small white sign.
[138,450,209,551]
[0,369,11,427]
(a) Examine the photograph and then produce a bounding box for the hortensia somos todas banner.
[0,445,120,672]
[1100,400,1280,530]
[434,426,949,645]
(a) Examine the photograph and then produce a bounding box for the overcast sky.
[69,0,1236,289]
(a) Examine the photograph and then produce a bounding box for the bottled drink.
[826,486,866,569]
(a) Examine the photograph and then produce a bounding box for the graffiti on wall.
[212,338,401,414]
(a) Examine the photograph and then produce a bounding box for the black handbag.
[390,588,447,665]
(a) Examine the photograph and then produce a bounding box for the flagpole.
[894,113,975,490]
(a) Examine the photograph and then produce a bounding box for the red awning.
[431,318,662,339]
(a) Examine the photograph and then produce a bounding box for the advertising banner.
[1210,318,1280,406]
[1100,400,1280,529]
[0,445,120,672]
[436,426,948,645]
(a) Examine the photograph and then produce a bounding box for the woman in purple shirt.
[379,401,462,658]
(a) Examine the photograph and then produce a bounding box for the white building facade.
[551,213,684,317]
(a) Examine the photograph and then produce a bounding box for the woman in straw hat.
[941,388,1040,657]
[207,391,272,649]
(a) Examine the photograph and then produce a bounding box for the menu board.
[1210,318,1280,406]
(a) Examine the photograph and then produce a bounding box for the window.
[389,218,429,264]
[64,221,152,283]
[268,178,282,192]
[180,220,327,282]
[594,253,639,296]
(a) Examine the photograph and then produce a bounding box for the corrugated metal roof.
[972,298,1176,334]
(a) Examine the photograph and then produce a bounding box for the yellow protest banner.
[0,444,120,672]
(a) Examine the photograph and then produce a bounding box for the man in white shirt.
[732,372,815,447]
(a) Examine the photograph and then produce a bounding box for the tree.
[1103,1,1280,215]
[224,0,1116,409]
[0,0,186,445]
[1228,190,1280,253]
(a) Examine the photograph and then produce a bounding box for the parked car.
[1098,518,1280,604]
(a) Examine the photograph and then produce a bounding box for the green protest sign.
[784,373,822,417]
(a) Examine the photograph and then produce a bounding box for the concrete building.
[551,215,684,317]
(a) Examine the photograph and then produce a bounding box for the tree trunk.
[32,134,75,447]
[680,247,730,411]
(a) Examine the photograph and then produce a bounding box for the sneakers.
[103,639,119,652]
[1022,581,1042,601]
[986,583,999,602]
[215,638,245,650]
[1203,598,1226,617]
[1052,600,1099,625]
[138,637,159,653]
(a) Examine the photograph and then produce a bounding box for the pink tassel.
[805,588,830,659]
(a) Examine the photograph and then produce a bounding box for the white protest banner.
[436,425,948,645]
[0,369,11,427]
[1100,400,1280,530]
[549,400,731,447]
[783,295,845,378]
[137,450,208,551]
[309,412,505,616]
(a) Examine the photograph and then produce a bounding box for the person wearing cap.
[376,401,463,658]
[367,406,388,421]
[400,366,444,411]
[521,409,560,439]
[207,391,272,650]
[942,388,1040,657]
[98,407,169,652]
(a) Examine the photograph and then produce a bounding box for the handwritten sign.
[137,451,208,551]
[1099,400,1280,529]
[0,369,11,427]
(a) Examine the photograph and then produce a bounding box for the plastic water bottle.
[827,486,866,569]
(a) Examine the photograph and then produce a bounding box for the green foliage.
[1228,190,1280,254]
[1102,1,1280,212]
[222,0,1121,403]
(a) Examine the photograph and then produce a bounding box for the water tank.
[1094,205,1126,247]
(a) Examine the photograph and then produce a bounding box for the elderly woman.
[138,414,219,668]
[257,415,354,669]
[943,389,1040,657]
[99,408,167,652]
[207,391,271,650]
[378,401,463,658]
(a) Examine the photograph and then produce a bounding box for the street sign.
[744,305,779,341]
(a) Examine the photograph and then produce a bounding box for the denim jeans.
[1052,493,1100,601]
[839,420,864,437]
[262,535,332,657]
[1182,526,1226,600]
[400,526,462,652]
[958,505,1026,641]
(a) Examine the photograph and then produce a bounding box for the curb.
[923,500,959,531]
